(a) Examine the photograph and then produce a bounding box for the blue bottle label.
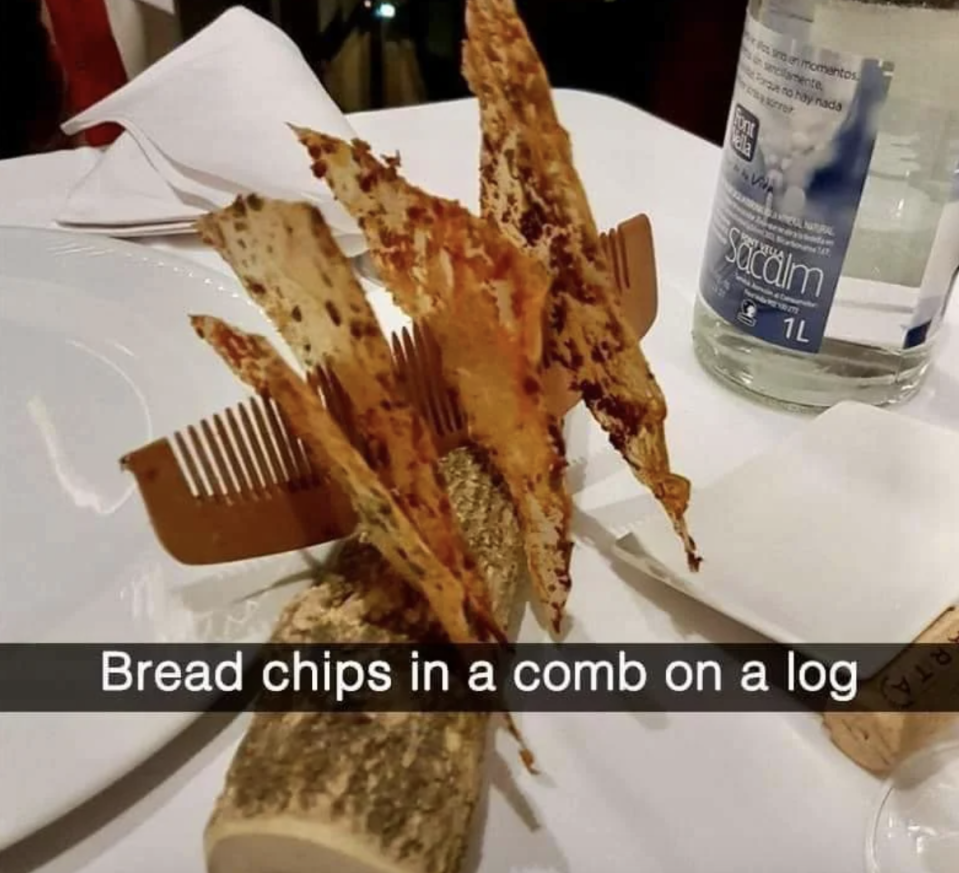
[699,12,893,353]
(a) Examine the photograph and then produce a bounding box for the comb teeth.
[170,394,320,501]
[391,323,467,452]
[311,363,366,458]
[600,226,629,291]
[169,328,471,504]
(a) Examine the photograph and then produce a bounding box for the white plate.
[614,401,959,677]
[0,228,319,848]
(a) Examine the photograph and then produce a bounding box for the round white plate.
[0,227,318,848]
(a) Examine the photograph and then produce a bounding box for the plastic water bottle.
[692,0,959,409]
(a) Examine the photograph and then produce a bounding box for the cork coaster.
[823,607,959,774]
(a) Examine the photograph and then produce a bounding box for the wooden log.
[823,607,959,775]
[205,446,526,873]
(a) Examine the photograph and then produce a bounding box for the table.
[1,90,956,873]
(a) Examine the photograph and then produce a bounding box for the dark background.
[1,0,748,159]
[176,0,748,142]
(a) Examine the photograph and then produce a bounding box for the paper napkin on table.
[58,6,364,251]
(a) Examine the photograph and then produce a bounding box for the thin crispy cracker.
[196,197,500,638]
[462,0,699,569]
[190,315,492,644]
[295,129,575,631]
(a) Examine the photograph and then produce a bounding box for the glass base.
[866,737,959,873]
[692,299,933,412]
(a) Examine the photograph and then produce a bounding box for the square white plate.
[614,401,959,677]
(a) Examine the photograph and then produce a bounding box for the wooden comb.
[122,215,657,565]
[120,324,454,565]
[543,213,658,416]
[602,213,657,339]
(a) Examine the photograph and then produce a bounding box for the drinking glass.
[866,726,959,873]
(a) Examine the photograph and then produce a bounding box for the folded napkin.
[57,132,200,236]
[58,7,364,251]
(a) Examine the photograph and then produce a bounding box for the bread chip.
[190,314,495,644]
[196,195,384,377]
[196,197,500,637]
[462,0,700,569]
[294,128,575,632]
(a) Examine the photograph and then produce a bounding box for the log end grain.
[208,823,408,873]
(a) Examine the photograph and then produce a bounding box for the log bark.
[205,446,526,873]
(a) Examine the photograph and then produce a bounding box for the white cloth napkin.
[58,7,364,251]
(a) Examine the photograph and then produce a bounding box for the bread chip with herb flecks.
[294,128,575,632]
[190,315,496,644]
[196,197,501,639]
[462,0,700,570]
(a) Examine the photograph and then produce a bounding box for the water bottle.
[692,0,959,409]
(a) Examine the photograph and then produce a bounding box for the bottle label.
[699,12,894,353]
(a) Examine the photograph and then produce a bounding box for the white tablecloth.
[2,90,957,873]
